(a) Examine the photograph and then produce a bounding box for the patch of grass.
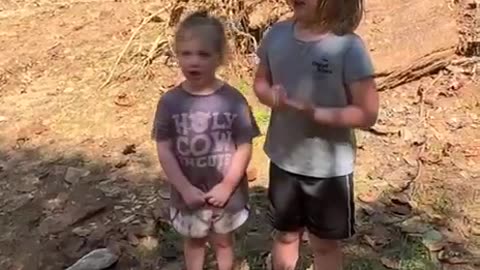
[236,79,250,96]
[157,225,183,261]
[232,78,270,133]
[346,258,386,270]
[253,108,270,133]
[382,235,437,270]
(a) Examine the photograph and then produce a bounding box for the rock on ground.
[66,248,118,270]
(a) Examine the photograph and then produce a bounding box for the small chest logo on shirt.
[312,58,332,74]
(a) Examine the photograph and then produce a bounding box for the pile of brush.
[100,0,291,89]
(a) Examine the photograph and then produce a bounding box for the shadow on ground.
[0,139,478,270]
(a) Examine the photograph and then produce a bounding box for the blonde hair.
[174,11,227,62]
[314,0,365,35]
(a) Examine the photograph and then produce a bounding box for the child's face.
[176,35,221,87]
[288,0,319,24]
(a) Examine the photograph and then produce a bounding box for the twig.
[374,70,394,78]
[98,5,171,90]
[419,73,443,121]
[142,36,168,67]
[405,142,427,196]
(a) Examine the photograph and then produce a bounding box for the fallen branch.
[377,47,457,91]
[98,5,171,90]
[142,36,169,67]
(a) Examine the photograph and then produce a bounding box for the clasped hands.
[180,182,233,209]
[271,84,315,117]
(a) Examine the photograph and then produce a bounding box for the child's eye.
[198,51,211,58]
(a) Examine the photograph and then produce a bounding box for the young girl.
[152,11,260,270]
[254,0,379,270]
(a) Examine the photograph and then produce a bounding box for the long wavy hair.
[313,0,365,35]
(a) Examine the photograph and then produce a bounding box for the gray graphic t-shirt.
[257,20,375,178]
[152,84,260,212]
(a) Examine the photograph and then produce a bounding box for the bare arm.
[156,140,194,192]
[222,143,253,190]
[313,78,378,128]
[205,99,258,207]
[291,77,379,128]
[253,63,276,108]
[205,142,253,207]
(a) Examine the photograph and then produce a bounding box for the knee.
[185,237,207,248]
[274,231,301,244]
[210,234,233,250]
[310,238,339,256]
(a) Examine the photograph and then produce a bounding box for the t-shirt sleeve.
[343,36,375,85]
[255,26,273,66]
[232,99,261,145]
[151,96,173,141]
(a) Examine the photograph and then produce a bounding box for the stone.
[421,229,445,251]
[390,204,412,216]
[65,248,118,270]
[39,201,106,235]
[72,226,93,237]
[64,167,90,184]
[399,216,431,234]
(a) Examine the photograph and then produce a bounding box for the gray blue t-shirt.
[257,20,375,178]
[152,83,260,212]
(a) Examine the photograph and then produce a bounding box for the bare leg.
[309,235,343,270]
[272,230,302,270]
[184,237,208,270]
[209,232,235,270]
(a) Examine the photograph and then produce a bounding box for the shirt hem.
[267,153,354,178]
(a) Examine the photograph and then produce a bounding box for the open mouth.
[187,70,201,77]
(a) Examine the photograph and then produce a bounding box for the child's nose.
[189,56,202,66]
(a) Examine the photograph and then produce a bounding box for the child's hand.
[205,183,234,208]
[271,85,289,108]
[181,185,206,209]
[285,98,315,118]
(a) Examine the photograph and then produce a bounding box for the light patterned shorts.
[169,206,249,238]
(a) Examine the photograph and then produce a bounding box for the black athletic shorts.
[267,162,355,239]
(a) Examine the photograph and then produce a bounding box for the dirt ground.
[0,0,479,269]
